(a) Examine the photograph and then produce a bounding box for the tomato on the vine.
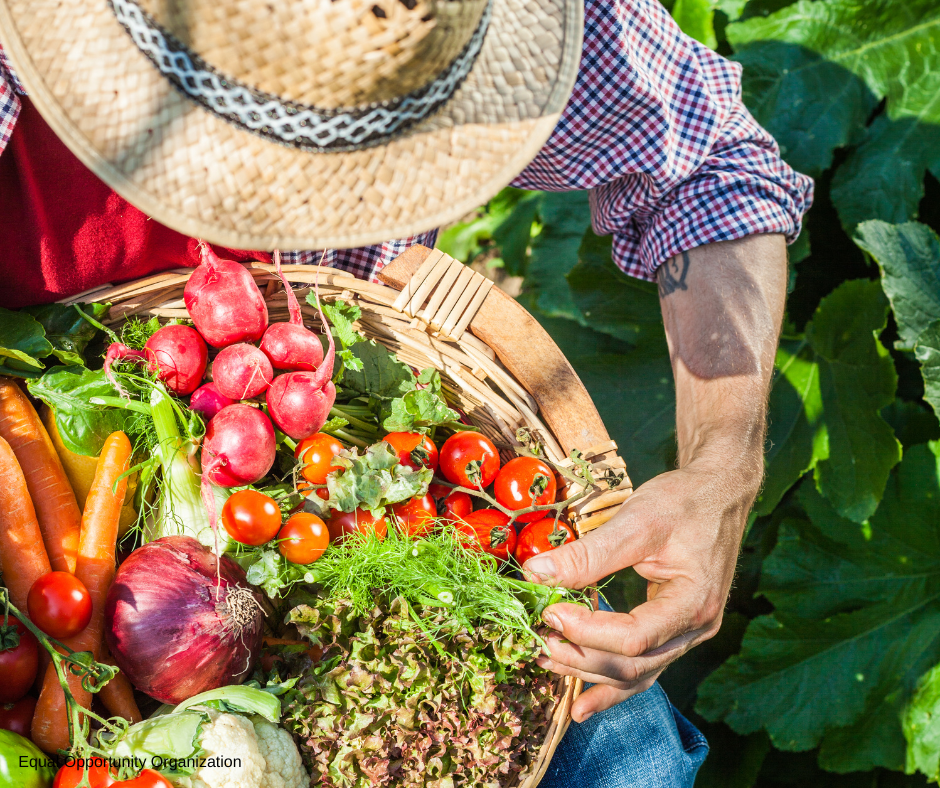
[493,457,557,523]
[429,483,472,521]
[220,489,282,546]
[27,572,92,640]
[391,493,437,536]
[455,509,517,563]
[277,512,330,565]
[53,762,118,788]
[439,432,500,488]
[514,518,577,566]
[327,507,388,542]
[295,433,344,484]
[383,432,439,472]
[0,614,39,703]
[0,695,36,736]
[114,770,173,788]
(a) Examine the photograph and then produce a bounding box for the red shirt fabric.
[0,98,268,308]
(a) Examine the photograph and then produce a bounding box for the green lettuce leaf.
[326,442,432,514]
[28,366,128,456]
[697,443,940,772]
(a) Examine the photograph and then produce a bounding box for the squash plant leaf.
[698,443,940,772]
[756,279,900,521]
[915,321,940,424]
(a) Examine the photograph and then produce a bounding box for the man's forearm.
[658,234,787,500]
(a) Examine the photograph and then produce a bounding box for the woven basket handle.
[379,246,633,533]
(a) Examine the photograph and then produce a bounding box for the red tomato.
[295,433,344,484]
[514,518,577,566]
[54,762,118,788]
[297,482,331,501]
[383,432,439,472]
[327,507,388,542]
[278,513,330,565]
[391,493,437,536]
[439,432,500,488]
[27,572,93,639]
[0,615,39,703]
[220,489,282,546]
[494,457,558,523]
[114,770,173,788]
[456,509,517,563]
[0,695,36,736]
[429,483,472,521]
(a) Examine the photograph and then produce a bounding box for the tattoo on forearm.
[658,251,691,298]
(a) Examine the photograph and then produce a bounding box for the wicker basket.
[62,244,633,787]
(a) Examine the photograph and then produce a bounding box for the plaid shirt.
[0,0,812,284]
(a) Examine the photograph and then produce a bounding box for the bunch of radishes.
[105,246,335,495]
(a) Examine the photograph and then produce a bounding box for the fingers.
[570,678,658,723]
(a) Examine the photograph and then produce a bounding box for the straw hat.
[0,0,582,251]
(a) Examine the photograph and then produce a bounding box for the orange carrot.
[0,435,52,610]
[0,378,82,573]
[32,431,131,754]
[99,647,142,723]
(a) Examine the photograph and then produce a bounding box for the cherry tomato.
[429,483,472,521]
[114,770,173,788]
[391,493,437,536]
[295,433,344,484]
[278,512,330,564]
[0,695,36,736]
[439,431,500,488]
[297,482,331,501]
[514,518,577,566]
[27,572,93,639]
[327,507,388,542]
[0,614,39,703]
[455,509,517,563]
[54,762,118,788]
[220,489,282,546]
[383,432,439,472]
[494,457,558,523]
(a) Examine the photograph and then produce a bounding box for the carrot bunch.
[0,378,142,752]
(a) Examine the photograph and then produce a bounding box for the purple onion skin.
[105,536,264,704]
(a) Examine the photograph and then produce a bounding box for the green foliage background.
[438,1,940,784]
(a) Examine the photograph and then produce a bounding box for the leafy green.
[22,302,109,366]
[904,662,940,782]
[381,368,460,433]
[317,297,365,374]
[698,444,940,772]
[27,366,128,456]
[325,442,432,515]
[0,306,54,374]
[340,340,414,399]
[854,221,940,350]
[917,322,940,424]
[672,0,718,48]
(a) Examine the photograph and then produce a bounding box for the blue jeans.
[540,599,708,788]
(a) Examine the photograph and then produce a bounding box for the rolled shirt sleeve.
[513,0,814,281]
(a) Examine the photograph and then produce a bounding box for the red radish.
[103,342,147,396]
[189,383,235,421]
[144,324,208,395]
[201,404,276,488]
[212,343,273,399]
[259,251,326,371]
[265,261,338,440]
[266,374,336,440]
[183,244,268,348]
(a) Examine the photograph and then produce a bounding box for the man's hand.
[525,234,788,722]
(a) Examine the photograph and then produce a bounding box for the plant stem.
[89,396,152,415]
[73,304,119,343]
[323,426,370,448]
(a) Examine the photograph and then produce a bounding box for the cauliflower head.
[252,717,308,788]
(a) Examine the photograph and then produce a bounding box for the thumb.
[522,524,642,589]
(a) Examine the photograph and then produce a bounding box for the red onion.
[105,536,264,704]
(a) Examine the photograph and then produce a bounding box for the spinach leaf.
[23,302,109,366]
[0,307,53,374]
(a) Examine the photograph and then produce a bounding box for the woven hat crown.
[136,0,489,109]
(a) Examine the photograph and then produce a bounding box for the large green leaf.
[854,221,940,350]
[672,0,717,48]
[915,321,940,423]
[757,279,900,521]
[0,307,53,373]
[904,661,940,782]
[22,302,109,367]
[698,444,940,772]
[728,0,940,228]
[27,366,128,456]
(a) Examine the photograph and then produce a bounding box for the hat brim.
[0,0,582,250]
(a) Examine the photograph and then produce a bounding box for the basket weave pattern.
[63,259,630,786]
